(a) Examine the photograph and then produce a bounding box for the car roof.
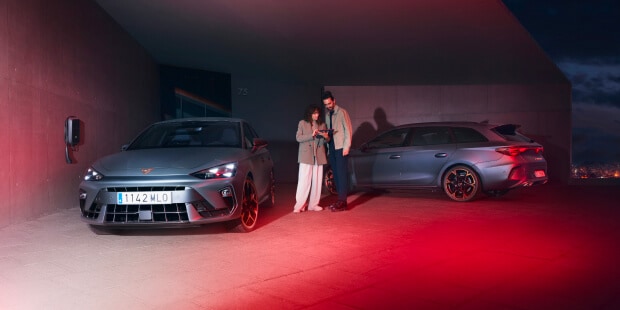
[394,121,504,129]
[154,117,245,125]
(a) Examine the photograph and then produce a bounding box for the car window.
[411,127,452,146]
[127,121,240,149]
[365,128,411,149]
[452,127,488,143]
[167,128,203,146]
[243,123,258,149]
[216,126,240,147]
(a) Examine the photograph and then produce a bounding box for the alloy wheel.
[229,177,259,232]
[324,167,337,195]
[443,165,480,202]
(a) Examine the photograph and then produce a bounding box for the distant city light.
[571,162,620,179]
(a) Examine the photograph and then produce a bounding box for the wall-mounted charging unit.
[65,116,81,164]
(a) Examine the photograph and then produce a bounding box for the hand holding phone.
[314,129,331,139]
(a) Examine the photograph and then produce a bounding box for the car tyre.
[442,165,481,202]
[263,169,276,207]
[228,176,259,232]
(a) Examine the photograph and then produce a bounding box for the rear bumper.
[479,162,548,191]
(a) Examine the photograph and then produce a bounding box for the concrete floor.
[1,181,619,309]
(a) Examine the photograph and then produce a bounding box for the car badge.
[141,168,154,175]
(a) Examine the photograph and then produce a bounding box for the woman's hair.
[304,104,324,124]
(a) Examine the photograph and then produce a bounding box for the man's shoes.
[329,200,347,212]
[308,206,323,211]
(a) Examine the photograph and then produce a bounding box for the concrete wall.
[228,81,571,184]
[231,74,321,183]
[0,0,571,229]
[0,0,159,228]
[325,85,571,182]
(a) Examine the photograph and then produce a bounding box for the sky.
[502,0,620,165]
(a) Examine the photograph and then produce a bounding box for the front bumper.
[80,181,240,227]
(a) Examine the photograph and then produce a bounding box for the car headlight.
[84,167,104,181]
[191,163,237,179]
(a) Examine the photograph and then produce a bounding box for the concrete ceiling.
[94,0,566,85]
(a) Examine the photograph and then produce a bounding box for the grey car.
[325,122,547,202]
[79,117,275,232]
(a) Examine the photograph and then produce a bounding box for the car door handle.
[389,155,401,159]
[435,153,448,158]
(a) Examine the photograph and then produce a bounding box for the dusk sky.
[503,0,620,165]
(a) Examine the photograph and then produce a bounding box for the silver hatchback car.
[79,118,275,233]
[325,122,547,202]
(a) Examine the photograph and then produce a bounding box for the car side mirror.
[251,138,268,152]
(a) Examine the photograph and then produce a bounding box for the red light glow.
[509,166,525,180]
[496,146,542,156]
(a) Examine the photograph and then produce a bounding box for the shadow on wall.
[270,106,569,184]
[352,107,396,148]
[270,107,398,183]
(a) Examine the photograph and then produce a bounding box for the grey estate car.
[324,122,548,202]
[79,118,275,233]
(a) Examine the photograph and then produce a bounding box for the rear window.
[492,124,533,142]
[451,127,488,143]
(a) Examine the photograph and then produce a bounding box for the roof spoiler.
[494,124,521,134]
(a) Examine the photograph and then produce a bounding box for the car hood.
[94,148,244,176]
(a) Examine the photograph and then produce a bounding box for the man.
[322,91,353,212]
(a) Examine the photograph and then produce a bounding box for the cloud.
[502,1,620,165]
[572,103,620,163]
[572,126,620,164]
[558,62,620,108]
[572,103,620,133]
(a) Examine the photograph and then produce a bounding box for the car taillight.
[496,146,543,156]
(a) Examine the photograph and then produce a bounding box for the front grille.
[80,186,233,223]
[82,202,101,219]
[105,203,189,223]
[105,186,189,223]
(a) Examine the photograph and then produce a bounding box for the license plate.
[117,191,172,205]
[534,170,546,178]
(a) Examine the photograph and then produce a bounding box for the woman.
[293,104,330,213]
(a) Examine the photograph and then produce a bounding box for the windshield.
[127,121,241,150]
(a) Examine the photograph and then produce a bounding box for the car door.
[243,122,272,196]
[350,127,412,186]
[398,126,456,186]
